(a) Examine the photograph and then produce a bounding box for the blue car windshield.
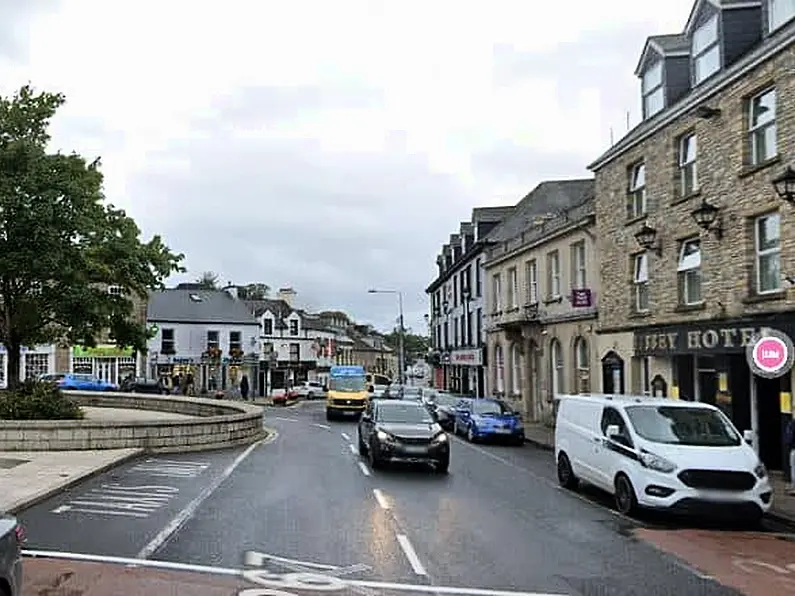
[473,400,513,415]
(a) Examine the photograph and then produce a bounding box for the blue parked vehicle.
[452,398,525,445]
[39,372,118,392]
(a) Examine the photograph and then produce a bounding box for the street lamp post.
[368,289,406,384]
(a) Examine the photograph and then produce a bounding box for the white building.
[0,344,57,388]
[146,286,260,393]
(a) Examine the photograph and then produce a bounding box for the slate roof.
[243,298,296,330]
[148,289,259,325]
[635,34,690,75]
[485,179,594,245]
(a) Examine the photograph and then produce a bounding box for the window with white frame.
[575,337,590,393]
[749,88,777,165]
[511,345,521,394]
[495,344,505,393]
[107,285,123,296]
[550,339,564,396]
[507,267,518,308]
[25,353,50,380]
[492,273,502,312]
[677,239,702,305]
[570,241,587,289]
[289,319,299,336]
[262,317,274,336]
[161,328,175,354]
[678,133,698,196]
[769,0,795,31]
[692,14,720,84]
[206,330,220,350]
[627,162,646,219]
[229,330,242,352]
[526,260,538,304]
[755,212,781,293]
[547,251,561,298]
[642,60,664,118]
[633,253,649,312]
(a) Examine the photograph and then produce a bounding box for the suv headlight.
[754,463,767,479]
[431,432,447,444]
[639,451,676,473]
[376,430,395,442]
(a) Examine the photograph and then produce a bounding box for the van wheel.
[326,408,334,421]
[615,473,637,516]
[557,453,578,490]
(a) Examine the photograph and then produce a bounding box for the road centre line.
[341,432,351,441]
[349,443,358,455]
[312,423,332,430]
[358,462,371,476]
[270,416,297,422]
[372,489,390,510]
[396,534,427,576]
[135,437,266,559]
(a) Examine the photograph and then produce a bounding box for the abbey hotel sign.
[634,318,795,356]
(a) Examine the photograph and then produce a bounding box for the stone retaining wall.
[0,392,266,452]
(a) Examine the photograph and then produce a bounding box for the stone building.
[483,179,596,422]
[589,0,795,470]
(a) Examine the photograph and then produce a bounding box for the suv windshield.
[378,403,434,424]
[473,400,513,415]
[625,405,741,447]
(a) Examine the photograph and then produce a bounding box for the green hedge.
[0,380,84,420]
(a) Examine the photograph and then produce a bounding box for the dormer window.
[289,319,299,336]
[262,317,273,335]
[642,61,664,118]
[692,14,720,84]
[769,0,795,31]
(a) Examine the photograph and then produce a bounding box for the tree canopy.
[0,85,184,387]
[238,283,270,300]
[196,271,219,289]
[384,328,429,363]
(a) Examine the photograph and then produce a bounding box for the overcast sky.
[1,0,696,332]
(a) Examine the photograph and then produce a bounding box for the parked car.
[119,376,162,394]
[430,394,471,430]
[39,373,118,392]
[370,384,388,398]
[0,512,23,596]
[554,393,772,522]
[357,399,449,473]
[453,398,525,445]
[293,381,327,400]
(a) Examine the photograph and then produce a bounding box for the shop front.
[448,348,484,396]
[0,344,56,387]
[633,315,795,471]
[71,345,138,385]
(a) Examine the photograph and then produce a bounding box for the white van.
[554,393,772,522]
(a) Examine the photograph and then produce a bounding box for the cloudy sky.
[2,0,696,332]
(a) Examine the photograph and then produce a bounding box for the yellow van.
[326,365,369,421]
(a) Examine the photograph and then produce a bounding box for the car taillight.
[14,524,25,544]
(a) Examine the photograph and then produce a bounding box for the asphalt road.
[20,400,790,595]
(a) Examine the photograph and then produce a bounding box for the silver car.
[0,512,22,596]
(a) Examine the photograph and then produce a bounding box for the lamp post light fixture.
[634,223,662,256]
[368,288,406,384]
[690,198,723,240]
[772,166,795,204]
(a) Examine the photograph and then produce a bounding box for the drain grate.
[0,457,28,469]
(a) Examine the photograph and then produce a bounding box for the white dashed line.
[349,443,358,455]
[341,432,351,441]
[358,462,371,476]
[396,534,427,576]
[270,417,297,422]
[373,488,390,509]
[312,423,331,430]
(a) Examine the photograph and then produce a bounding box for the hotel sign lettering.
[634,323,786,356]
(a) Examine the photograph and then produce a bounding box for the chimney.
[278,287,296,306]
[223,285,238,300]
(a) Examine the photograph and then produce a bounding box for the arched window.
[511,345,522,393]
[550,339,564,396]
[495,344,505,393]
[575,337,590,393]
[601,351,625,394]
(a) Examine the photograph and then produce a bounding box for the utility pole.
[368,289,406,384]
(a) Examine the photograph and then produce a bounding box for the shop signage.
[746,330,795,379]
[571,289,592,308]
[449,349,482,366]
[633,319,795,356]
[73,345,134,358]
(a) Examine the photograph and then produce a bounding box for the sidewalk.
[523,422,795,526]
[0,449,142,514]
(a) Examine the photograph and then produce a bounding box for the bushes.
[0,380,84,420]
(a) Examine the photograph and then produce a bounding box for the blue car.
[453,398,525,445]
[39,372,118,392]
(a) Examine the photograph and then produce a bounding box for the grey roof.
[635,34,690,75]
[244,298,295,329]
[148,289,259,325]
[484,179,594,245]
[472,205,514,223]
[685,0,762,33]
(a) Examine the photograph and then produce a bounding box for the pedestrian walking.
[786,415,795,495]
[240,375,250,400]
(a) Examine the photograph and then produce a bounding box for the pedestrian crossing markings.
[52,483,180,518]
[129,458,211,478]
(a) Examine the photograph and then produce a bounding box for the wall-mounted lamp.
[442,299,450,314]
[690,199,723,240]
[634,223,662,256]
[695,105,721,119]
[772,166,795,204]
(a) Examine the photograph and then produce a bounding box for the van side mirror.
[361,414,371,422]
[606,424,621,440]
[368,385,375,392]
[743,429,754,444]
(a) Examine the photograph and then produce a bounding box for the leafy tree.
[0,85,184,388]
[239,282,270,300]
[196,271,219,289]
[384,328,429,362]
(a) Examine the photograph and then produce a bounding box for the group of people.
[156,370,252,400]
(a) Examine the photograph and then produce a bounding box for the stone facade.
[483,199,598,423]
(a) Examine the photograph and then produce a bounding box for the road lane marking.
[271,417,297,422]
[22,549,566,596]
[341,432,351,441]
[50,505,149,517]
[136,438,265,559]
[372,489,389,509]
[129,459,211,478]
[52,483,179,518]
[357,462,371,476]
[312,423,331,430]
[396,534,427,576]
[349,444,358,455]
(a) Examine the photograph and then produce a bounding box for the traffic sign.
[746,329,795,378]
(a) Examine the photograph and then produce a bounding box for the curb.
[523,437,554,452]
[150,429,270,454]
[267,399,302,408]
[7,448,145,515]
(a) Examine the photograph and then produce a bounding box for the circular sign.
[746,329,795,378]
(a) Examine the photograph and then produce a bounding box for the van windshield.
[624,405,741,447]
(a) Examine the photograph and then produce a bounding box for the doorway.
[96,358,116,384]
[756,373,788,471]
[601,352,625,394]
